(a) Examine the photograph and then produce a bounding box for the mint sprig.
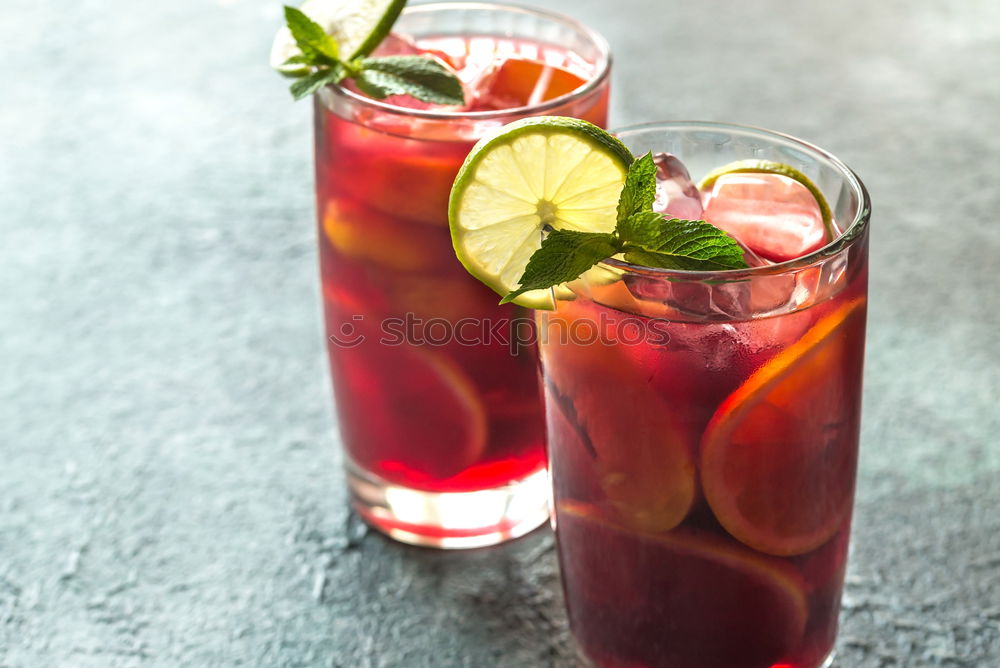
[280,6,464,105]
[289,66,348,100]
[353,56,465,105]
[284,6,340,63]
[501,152,749,304]
[499,231,620,303]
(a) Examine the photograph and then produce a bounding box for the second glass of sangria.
[302,1,611,547]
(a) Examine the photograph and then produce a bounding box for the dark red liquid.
[315,36,609,493]
[539,252,868,666]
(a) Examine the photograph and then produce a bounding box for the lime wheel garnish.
[449,117,632,308]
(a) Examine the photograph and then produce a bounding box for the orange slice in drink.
[362,149,462,226]
[541,306,696,532]
[323,198,445,271]
[700,298,866,556]
[334,343,488,481]
[557,502,808,667]
[320,119,465,225]
[474,58,586,109]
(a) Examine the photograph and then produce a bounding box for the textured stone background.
[2,0,999,666]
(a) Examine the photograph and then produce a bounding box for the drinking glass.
[539,122,870,666]
[314,2,611,548]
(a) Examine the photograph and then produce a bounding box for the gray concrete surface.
[2,0,999,665]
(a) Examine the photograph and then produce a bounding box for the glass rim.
[601,121,872,281]
[322,0,612,121]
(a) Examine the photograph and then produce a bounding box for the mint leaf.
[501,186,749,302]
[616,210,668,247]
[616,152,657,224]
[289,67,344,100]
[501,230,620,304]
[355,56,465,105]
[283,6,339,64]
[621,218,748,271]
[277,9,465,106]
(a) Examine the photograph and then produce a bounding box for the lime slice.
[270,0,406,76]
[449,117,633,309]
[697,159,836,242]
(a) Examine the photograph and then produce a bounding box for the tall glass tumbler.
[314,2,611,548]
[538,123,870,667]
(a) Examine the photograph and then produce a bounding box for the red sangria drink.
[446,120,869,665]
[272,1,610,547]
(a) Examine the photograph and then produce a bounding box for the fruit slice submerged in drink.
[323,198,447,271]
[542,306,697,532]
[557,502,808,668]
[700,297,867,556]
[331,341,488,483]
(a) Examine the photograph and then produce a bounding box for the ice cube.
[620,204,770,320]
[750,273,795,314]
[624,275,752,321]
[410,36,467,71]
[733,237,770,268]
[652,153,704,221]
[702,173,827,263]
[468,57,586,111]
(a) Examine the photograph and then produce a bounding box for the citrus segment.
[557,502,808,667]
[328,124,464,226]
[449,117,632,308]
[542,305,696,531]
[323,198,440,271]
[700,297,866,556]
[333,343,487,481]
